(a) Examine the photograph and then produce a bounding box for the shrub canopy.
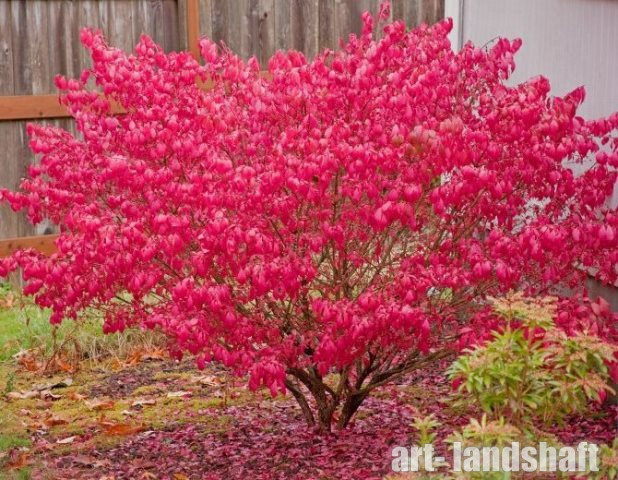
[2,7,617,430]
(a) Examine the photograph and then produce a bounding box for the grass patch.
[0,468,32,480]
[0,433,30,452]
[0,305,52,362]
[0,281,167,368]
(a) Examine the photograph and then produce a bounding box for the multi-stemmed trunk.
[285,375,368,432]
[284,349,450,433]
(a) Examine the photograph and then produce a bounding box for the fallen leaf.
[39,390,62,401]
[5,449,29,469]
[56,436,77,444]
[131,398,156,407]
[173,474,189,480]
[86,399,115,410]
[100,421,144,436]
[44,414,69,427]
[68,391,87,401]
[34,377,73,391]
[167,391,192,398]
[6,390,39,400]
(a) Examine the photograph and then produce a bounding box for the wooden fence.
[0,0,444,256]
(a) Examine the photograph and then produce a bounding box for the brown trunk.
[312,385,336,433]
[286,351,450,432]
[284,379,315,427]
[285,376,368,432]
[286,371,340,433]
[337,392,368,429]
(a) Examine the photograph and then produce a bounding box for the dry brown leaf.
[44,414,68,427]
[173,474,189,480]
[56,436,77,444]
[131,398,156,407]
[166,391,192,398]
[85,399,115,411]
[39,390,62,401]
[5,450,29,469]
[100,421,144,436]
[6,390,39,400]
[68,391,87,401]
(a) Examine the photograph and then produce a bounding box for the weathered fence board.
[200,0,444,64]
[0,0,444,242]
[0,0,184,240]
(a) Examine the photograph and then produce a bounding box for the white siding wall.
[447,0,618,201]
[445,0,618,308]
[449,0,618,118]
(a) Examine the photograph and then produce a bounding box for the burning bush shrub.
[1,5,617,431]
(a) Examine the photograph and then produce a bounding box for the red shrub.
[1,7,617,431]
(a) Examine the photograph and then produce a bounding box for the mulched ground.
[27,359,617,480]
[41,396,414,480]
[87,359,200,398]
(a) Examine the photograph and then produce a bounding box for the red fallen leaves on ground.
[40,368,617,480]
[57,397,414,480]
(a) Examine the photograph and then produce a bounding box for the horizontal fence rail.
[0,234,59,257]
[0,95,71,121]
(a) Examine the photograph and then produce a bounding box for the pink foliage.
[1,9,617,414]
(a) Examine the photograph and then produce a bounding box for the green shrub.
[588,438,618,480]
[447,294,617,429]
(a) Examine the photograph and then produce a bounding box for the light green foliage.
[447,415,522,450]
[447,294,617,428]
[446,416,524,480]
[588,438,618,480]
[412,414,441,446]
